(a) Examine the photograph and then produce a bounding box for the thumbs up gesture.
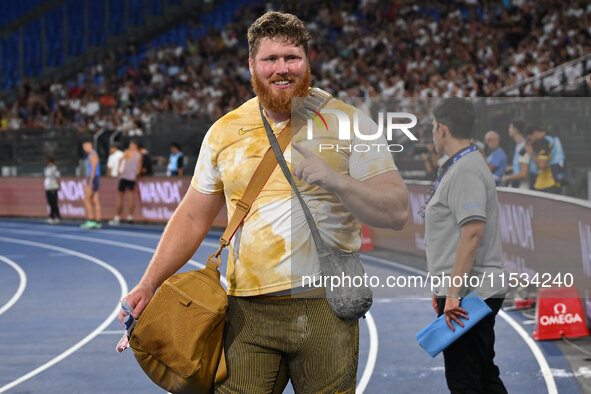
[291,142,342,193]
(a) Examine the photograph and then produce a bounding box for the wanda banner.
[371,182,591,302]
[0,177,228,228]
[2,177,590,298]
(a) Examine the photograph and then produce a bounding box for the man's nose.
[275,58,289,74]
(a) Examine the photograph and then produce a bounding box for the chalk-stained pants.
[215,296,359,394]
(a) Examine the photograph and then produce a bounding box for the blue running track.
[0,220,581,393]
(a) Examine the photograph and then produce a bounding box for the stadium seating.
[87,0,106,47]
[108,0,125,37]
[0,0,50,29]
[128,0,145,26]
[45,5,65,68]
[0,0,588,198]
[1,32,20,89]
[22,18,42,77]
[66,0,85,57]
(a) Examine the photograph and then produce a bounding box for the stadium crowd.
[0,0,589,137]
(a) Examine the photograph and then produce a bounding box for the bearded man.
[119,11,408,393]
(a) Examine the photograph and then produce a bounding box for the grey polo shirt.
[425,148,507,299]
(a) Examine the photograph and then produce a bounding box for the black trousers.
[436,296,508,394]
[45,189,60,219]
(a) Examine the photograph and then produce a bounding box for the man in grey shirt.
[423,97,507,393]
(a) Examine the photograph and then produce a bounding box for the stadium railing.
[494,53,591,97]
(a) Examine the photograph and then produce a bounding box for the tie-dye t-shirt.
[192,96,398,296]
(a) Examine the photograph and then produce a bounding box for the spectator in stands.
[127,119,143,137]
[9,0,590,134]
[43,156,61,224]
[471,138,486,156]
[0,108,7,130]
[7,107,21,129]
[81,93,100,117]
[107,143,124,177]
[99,89,117,110]
[551,75,591,97]
[80,140,102,229]
[502,119,530,189]
[3,0,591,191]
[49,107,67,127]
[109,139,142,225]
[484,130,507,186]
[166,142,184,176]
[523,124,566,194]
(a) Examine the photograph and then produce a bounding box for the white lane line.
[98,330,128,335]
[0,227,377,393]
[498,310,557,394]
[0,228,226,287]
[361,254,427,276]
[0,255,27,317]
[0,223,224,240]
[357,311,378,394]
[90,228,224,241]
[360,252,557,394]
[0,237,128,393]
[0,227,219,248]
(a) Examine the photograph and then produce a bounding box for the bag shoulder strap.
[259,89,333,254]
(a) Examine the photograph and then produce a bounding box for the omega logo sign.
[553,303,567,315]
[539,303,583,326]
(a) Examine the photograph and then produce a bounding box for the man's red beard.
[251,66,312,114]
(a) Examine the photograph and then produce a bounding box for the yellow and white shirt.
[192,96,397,296]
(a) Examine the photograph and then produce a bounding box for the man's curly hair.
[247,11,311,58]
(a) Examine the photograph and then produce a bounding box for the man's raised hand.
[291,141,342,193]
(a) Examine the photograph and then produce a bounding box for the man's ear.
[248,57,254,76]
[438,122,448,137]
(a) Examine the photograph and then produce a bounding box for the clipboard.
[416,292,493,357]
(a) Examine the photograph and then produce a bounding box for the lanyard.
[432,145,478,194]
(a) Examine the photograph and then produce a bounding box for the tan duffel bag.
[129,255,227,394]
